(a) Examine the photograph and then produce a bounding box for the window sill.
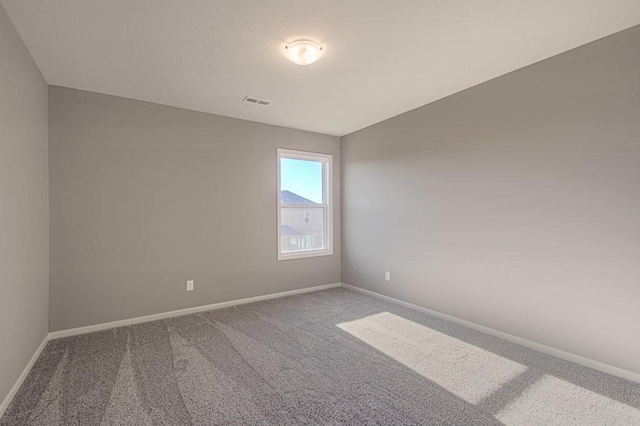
[278,250,333,261]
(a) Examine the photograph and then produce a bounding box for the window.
[277,148,332,260]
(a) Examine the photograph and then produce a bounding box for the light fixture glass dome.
[284,40,324,65]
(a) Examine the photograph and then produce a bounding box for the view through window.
[277,149,332,260]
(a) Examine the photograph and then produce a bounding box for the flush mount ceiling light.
[284,40,324,65]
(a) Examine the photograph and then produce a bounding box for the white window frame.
[277,148,333,261]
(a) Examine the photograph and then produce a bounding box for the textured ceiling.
[3,1,640,136]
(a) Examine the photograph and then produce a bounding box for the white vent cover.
[242,96,271,106]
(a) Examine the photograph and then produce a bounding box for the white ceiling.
[3,1,640,136]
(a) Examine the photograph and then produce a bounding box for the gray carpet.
[2,288,639,425]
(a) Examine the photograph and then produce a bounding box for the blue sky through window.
[281,158,323,203]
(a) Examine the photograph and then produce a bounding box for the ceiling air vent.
[242,96,271,106]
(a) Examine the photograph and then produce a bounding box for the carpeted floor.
[2,287,639,425]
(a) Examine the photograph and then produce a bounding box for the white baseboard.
[2,283,340,419]
[340,283,640,384]
[49,282,341,340]
[0,334,50,419]
[4,280,637,421]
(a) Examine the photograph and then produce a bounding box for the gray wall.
[0,4,49,405]
[341,26,640,375]
[49,86,340,331]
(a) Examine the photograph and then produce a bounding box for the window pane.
[281,207,325,253]
[280,158,323,204]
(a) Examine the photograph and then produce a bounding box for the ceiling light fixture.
[284,40,324,65]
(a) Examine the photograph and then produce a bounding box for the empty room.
[1,1,640,424]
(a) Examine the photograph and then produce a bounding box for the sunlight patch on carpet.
[337,312,527,404]
[495,373,640,425]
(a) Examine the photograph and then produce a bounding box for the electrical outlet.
[385,271,391,281]
[186,280,194,291]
